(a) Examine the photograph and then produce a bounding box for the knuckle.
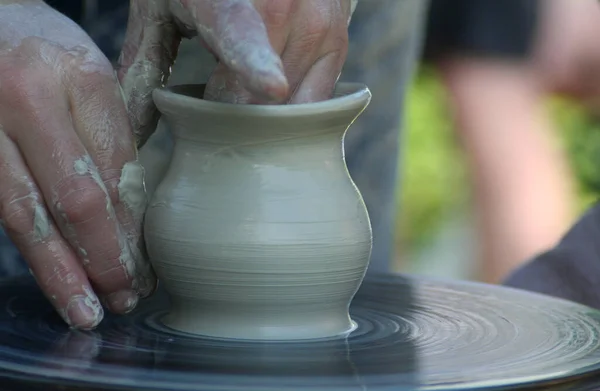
[54,185,108,225]
[298,15,332,50]
[296,30,324,52]
[86,258,134,293]
[1,195,36,238]
[94,263,131,285]
[0,66,26,97]
[304,11,332,37]
[100,174,121,205]
[262,0,294,28]
[56,45,113,76]
[328,33,349,59]
[69,71,104,92]
[45,265,78,287]
[1,67,36,100]
[0,66,61,115]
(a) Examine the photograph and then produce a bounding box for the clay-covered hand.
[0,0,156,329]
[119,0,354,146]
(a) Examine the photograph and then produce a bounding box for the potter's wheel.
[2,274,600,390]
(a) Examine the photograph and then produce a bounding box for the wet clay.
[145,83,372,340]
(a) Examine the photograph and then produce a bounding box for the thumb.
[117,0,180,148]
[174,0,289,103]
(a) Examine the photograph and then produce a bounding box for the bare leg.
[439,58,576,283]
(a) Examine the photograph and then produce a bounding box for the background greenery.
[396,66,600,257]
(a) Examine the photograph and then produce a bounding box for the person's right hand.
[0,0,156,329]
[118,0,355,147]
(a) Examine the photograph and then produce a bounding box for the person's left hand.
[118,0,355,148]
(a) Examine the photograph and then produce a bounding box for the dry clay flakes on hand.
[0,0,156,330]
[118,0,356,147]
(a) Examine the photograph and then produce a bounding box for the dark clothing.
[47,0,128,62]
[45,0,125,24]
[44,0,83,23]
[423,0,540,61]
[504,201,600,310]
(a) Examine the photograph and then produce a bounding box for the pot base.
[161,302,357,341]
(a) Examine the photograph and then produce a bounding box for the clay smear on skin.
[118,161,147,223]
[71,156,138,279]
[28,240,103,328]
[0,140,52,241]
[0,166,101,326]
[118,0,175,145]
[60,285,104,329]
[27,262,102,328]
[118,160,156,295]
[0,3,113,75]
[7,180,52,243]
[54,201,89,265]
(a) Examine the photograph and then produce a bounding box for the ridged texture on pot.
[146,83,372,340]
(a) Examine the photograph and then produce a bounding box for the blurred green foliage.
[397,66,600,253]
[549,98,600,208]
[397,67,468,252]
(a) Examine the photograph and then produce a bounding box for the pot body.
[146,84,372,340]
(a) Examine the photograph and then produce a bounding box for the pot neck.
[152,83,371,144]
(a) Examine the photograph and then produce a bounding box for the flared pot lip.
[152,82,371,119]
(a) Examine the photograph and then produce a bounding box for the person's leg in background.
[341,0,429,274]
[534,0,600,111]
[424,0,576,283]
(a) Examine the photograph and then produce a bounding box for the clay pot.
[145,83,372,340]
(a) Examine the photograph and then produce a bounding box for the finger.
[175,0,289,101]
[203,0,294,103]
[276,3,332,100]
[1,82,137,314]
[0,130,102,330]
[253,0,294,53]
[117,0,181,148]
[288,47,347,104]
[64,69,157,300]
[285,3,349,103]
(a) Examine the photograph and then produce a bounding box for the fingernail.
[136,271,158,298]
[106,290,139,314]
[66,297,104,330]
[239,48,289,101]
[260,62,288,98]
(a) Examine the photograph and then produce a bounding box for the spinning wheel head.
[0,274,599,390]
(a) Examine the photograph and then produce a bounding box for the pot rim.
[152,82,371,119]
